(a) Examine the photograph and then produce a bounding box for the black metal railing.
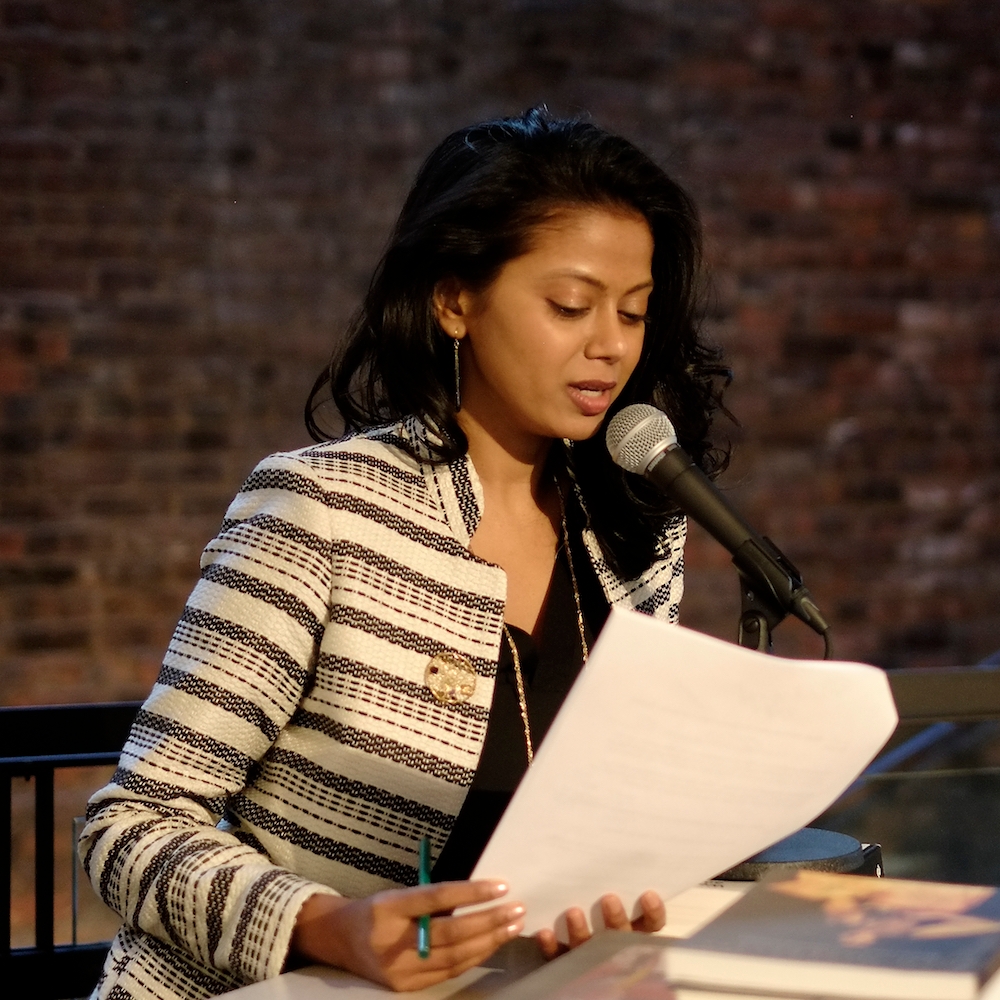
[886,664,1000,723]
[1,701,141,1000]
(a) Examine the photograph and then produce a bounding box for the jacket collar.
[406,417,597,557]
[401,415,683,619]
[401,415,485,547]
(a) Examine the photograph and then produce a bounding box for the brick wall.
[1,0,998,707]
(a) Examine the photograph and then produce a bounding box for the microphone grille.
[605,404,678,474]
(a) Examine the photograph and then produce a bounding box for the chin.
[557,416,607,442]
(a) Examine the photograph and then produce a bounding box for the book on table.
[487,932,674,1000]
[666,870,1000,1000]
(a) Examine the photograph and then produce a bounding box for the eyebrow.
[547,270,654,294]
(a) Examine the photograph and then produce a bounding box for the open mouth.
[568,381,616,416]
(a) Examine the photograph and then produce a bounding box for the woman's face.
[438,205,653,449]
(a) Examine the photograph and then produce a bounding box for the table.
[224,883,750,999]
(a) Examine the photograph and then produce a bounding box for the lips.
[567,380,616,417]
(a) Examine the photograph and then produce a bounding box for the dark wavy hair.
[307,107,730,578]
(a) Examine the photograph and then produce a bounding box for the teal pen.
[417,836,431,959]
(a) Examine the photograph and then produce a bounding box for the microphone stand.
[732,537,813,654]
[737,576,786,653]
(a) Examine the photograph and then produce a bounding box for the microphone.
[606,404,830,640]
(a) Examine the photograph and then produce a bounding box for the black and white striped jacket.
[81,417,686,999]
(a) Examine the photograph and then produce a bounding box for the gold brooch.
[424,651,477,705]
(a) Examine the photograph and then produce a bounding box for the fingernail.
[508,904,525,918]
[507,920,523,937]
[492,881,509,895]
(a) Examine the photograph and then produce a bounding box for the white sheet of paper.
[469,608,897,936]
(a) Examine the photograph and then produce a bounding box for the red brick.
[0,139,74,161]
[821,183,900,214]
[759,0,833,32]
[1,1,51,29]
[0,358,32,392]
[676,59,757,90]
[814,304,898,337]
[48,0,131,32]
[0,529,26,558]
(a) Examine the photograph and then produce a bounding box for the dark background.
[2,0,999,707]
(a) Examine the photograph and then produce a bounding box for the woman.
[80,108,728,998]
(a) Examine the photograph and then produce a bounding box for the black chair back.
[1,701,140,1000]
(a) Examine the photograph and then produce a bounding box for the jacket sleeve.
[79,452,339,984]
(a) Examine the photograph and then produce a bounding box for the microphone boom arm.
[645,445,831,652]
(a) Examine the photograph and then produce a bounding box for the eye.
[549,300,588,318]
[619,311,648,326]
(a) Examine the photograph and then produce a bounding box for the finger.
[431,902,526,947]
[381,966,454,994]
[401,967,470,994]
[389,879,509,918]
[439,939,513,984]
[535,928,563,960]
[632,891,666,933]
[421,910,524,972]
[565,907,591,949]
[375,914,522,993]
[403,940,509,997]
[600,893,631,931]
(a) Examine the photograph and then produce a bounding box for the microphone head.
[605,404,678,475]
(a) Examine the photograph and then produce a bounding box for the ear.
[432,278,470,339]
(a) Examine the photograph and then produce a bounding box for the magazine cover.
[689,870,1000,967]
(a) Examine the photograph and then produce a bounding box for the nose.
[583,304,632,362]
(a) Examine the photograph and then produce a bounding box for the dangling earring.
[453,336,461,410]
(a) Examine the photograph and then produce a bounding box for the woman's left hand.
[535,890,665,959]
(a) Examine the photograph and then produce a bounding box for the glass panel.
[11,774,35,948]
[10,766,122,948]
[60,767,121,945]
[816,720,1000,885]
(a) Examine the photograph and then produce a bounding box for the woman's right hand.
[291,879,524,992]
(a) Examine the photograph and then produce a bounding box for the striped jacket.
[80,417,686,999]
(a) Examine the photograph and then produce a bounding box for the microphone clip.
[734,537,830,653]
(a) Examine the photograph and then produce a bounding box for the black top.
[432,517,610,882]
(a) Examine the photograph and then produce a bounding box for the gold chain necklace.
[556,480,591,664]
[502,623,534,765]
[503,483,589,767]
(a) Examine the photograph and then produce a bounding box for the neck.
[456,407,554,504]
